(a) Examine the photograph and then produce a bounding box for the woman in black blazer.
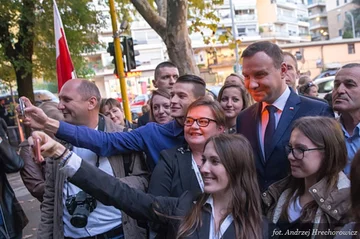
[148,96,226,198]
[33,133,266,239]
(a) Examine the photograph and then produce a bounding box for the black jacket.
[0,137,28,238]
[70,160,268,239]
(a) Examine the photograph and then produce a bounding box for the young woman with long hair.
[262,116,350,238]
[149,89,172,124]
[217,84,252,134]
[32,133,266,239]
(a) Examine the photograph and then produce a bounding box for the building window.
[337,14,341,22]
[345,0,347,3]
[348,44,355,54]
[336,0,339,6]
[339,29,343,36]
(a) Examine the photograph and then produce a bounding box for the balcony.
[261,32,290,38]
[276,0,297,10]
[276,15,298,24]
[308,12,327,20]
[308,0,326,9]
[309,21,328,30]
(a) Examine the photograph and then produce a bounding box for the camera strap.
[65,115,106,197]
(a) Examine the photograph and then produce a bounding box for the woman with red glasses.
[262,116,350,238]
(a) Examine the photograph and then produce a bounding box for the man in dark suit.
[237,41,334,192]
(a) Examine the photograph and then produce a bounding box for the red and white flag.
[54,0,76,92]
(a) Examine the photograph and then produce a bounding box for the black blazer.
[70,160,268,239]
[236,89,334,192]
[148,145,202,198]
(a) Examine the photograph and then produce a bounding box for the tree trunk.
[130,0,200,76]
[164,0,200,76]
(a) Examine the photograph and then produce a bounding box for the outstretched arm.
[55,121,148,157]
[31,131,178,224]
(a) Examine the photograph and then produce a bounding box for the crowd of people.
[1,40,360,239]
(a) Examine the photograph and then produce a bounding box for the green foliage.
[343,7,360,38]
[343,30,353,38]
[0,0,106,86]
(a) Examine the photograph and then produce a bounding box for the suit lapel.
[177,149,194,192]
[196,210,211,239]
[222,222,236,238]
[267,91,301,159]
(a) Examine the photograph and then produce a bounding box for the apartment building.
[83,0,315,98]
[257,0,311,44]
[308,0,329,41]
[327,0,358,39]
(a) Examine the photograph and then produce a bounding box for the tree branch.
[155,0,167,19]
[130,0,166,38]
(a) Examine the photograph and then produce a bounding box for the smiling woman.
[34,131,267,238]
[262,116,350,238]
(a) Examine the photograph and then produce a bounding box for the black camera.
[65,191,97,228]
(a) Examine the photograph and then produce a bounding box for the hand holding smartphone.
[19,98,26,117]
[33,138,42,163]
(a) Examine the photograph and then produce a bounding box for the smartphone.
[34,138,42,163]
[19,98,26,116]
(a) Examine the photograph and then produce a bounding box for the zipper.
[0,205,10,239]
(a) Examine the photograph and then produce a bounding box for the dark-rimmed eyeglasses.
[184,117,217,127]
[285,145,324,160]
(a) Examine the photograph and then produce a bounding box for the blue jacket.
[237,90,334,192]
[55,120,185,166]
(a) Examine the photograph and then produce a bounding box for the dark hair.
[176,74,206,98]
[280,116,347,222]
[100,98,122,114]
[218,83,251,111]
[77,80,101,105]
[186,96,226,127]
[154,61,178,80]
[177,134,262,239]
[341,63,360,69]
[241,41,284,69]
[149,89,171,122]
[283,52,298,71]
[298,82,317,95]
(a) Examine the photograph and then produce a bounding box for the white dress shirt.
[259,87,291,157]
[61,135,122,237]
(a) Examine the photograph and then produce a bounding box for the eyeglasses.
[184,117,217,127]
[285,145,324,160]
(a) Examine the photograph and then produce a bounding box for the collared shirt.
[340,121,360,175]
[259,87,291,156]
[62,146,122,237]
[205,196,233,239]
[56,120,185,165]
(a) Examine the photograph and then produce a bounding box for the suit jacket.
[38,116,149,239]
[148,145,202,198]
[236,90,334,192]
[0,138,28,238]
[148,145,202,238]
[69,159,268,239]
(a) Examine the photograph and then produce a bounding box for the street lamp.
[345,11,356,38]
[229,0,240,73]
